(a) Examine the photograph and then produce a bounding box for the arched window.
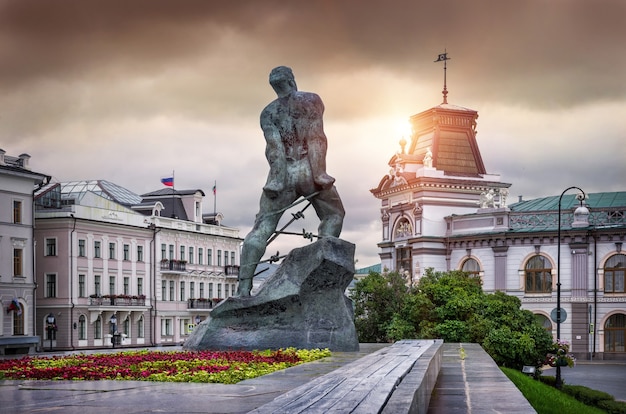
[604,254,625,293]
[461,258,481,276]
[605,313,625,352]
[525,255,552,293]
[123,317,130,337]
[95,316,102,339]
[137,315,145,338]
[534,314,553,332]
[78,315,86,340]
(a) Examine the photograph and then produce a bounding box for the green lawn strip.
[501,367,606,414]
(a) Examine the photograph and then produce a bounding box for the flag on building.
[7,298,22,315]
[212,184,217,195]
[434,52,449,62]
[161,177,174,187]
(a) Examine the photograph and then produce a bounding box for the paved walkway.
[427,342,535,413]
[1,344,624,413]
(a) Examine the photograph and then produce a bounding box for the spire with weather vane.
[434,50,451,104]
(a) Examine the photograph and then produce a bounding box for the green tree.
[350,268,553,369]
[351,270,408,342]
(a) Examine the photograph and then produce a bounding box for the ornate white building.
[371,102,625,360]
[0,150,50,355]
[34,180,241,350]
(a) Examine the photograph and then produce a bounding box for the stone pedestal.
[184,237,359,351]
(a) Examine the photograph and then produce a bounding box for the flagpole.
[171,170,175,218]
[443,49,448,104]
[434,49,450,104]
[213,180,217,218]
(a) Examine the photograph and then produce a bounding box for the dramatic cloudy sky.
[2,0,625,267]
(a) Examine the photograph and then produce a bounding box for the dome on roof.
[60,180,142,206]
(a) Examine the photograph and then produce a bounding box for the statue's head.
[269,66,297,96]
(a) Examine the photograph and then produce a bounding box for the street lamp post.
[46,313,56,351]
[556,186,587,389]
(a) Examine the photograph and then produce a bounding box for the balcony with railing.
[160,259,187,273]
[187,298,224,309]
[89,295,146,306]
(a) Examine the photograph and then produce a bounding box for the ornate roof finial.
[434,50,451,104]
[399,136,407,154]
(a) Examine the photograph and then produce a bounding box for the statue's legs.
[238,190,296,296]
[311,186,345,237]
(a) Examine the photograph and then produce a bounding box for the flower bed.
[0,348,331,383]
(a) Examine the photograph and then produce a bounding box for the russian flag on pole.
[161,177,174,187]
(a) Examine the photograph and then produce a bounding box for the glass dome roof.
[61,180,142,206]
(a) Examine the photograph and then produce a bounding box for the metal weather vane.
[434,50,451,104]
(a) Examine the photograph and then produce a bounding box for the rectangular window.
[208,249,212,266]
[605,270,625,293]
[137,245,143,262]
[123,244,130,261]
[217,283,222,298]
[198,248,203,265]
[217,250,222,267]
[123,277,130,295]
[138,277,144,296]
[162,280,167,301]
[180,246,185,261]
[13,200,22,223]
[161,243,167,261]
[162,319,173,336]
[45,238,57,256]
[231,252,235,265]
[208,282,213,298]
[225,251,229,266]
[169,281,175,301]
[79,274,86,297]
[78,239,86,257]
[180,281,185,301]
[138,317,144,338]
[94,275,101,295]
[109,276,115,295]
[199,282,205,298]
[78,316,87,340]
[109,242,116,259]
[13,248,23,277]
[94,241,101,258]
[190,281,195,299]
[169,244,174,260]
[189,247,194,264]
[395,247,412,278]
[231,284,236,297]
[46,274,57,298]
[95,317,102,339]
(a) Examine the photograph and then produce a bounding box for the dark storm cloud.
[2,0,625,106]
[1,0,624,266]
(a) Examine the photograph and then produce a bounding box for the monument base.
[183,237,359,352]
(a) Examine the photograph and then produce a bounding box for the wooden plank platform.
[250,339,443,414]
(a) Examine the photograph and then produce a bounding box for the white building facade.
[0,150,50,354]
[34,181,241,350]
[371,102,625,360]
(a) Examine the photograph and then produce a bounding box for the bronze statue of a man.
[237,66,345,296]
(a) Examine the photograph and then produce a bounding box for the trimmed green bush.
[562,384,614,407]
[598,399,626,414]
[538,374,556,387]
